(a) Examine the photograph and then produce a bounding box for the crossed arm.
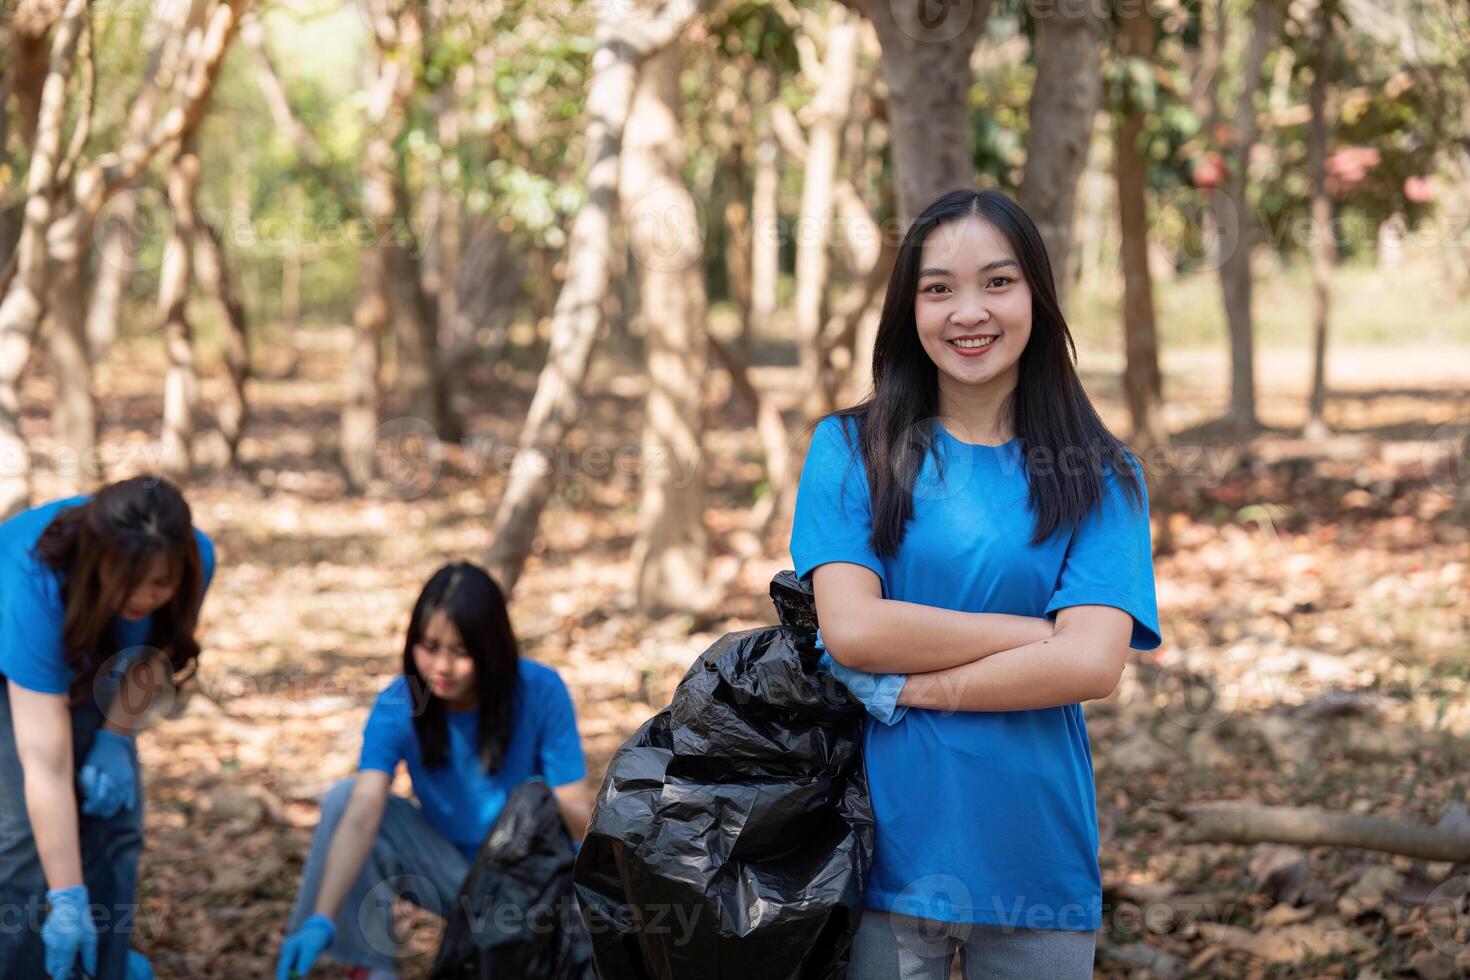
[811,563,1133,712]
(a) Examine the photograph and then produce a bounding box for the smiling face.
[119,552,181,621]
[412,610,478,710]
[914,214,1032,410]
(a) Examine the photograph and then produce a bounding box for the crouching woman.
[276,561,592,980]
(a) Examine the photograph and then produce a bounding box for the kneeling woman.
[277,561,592,980]
[0,477,217,980]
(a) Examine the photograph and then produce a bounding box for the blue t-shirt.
[790,415,1160,931]
[0,495,218,695]
[359,661,588,859]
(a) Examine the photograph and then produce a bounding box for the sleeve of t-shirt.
[1043,456,1162,650]
[0,565,70,694]
[788,416,909,725]
[359,681,410,775]
[535,670,587,788]
[195,529,217,605]
[789,415,886,590]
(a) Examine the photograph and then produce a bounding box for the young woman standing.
[276,561,591,980]
[0,476,217,980]
[791,189,1161,978]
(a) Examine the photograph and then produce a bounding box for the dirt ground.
[19,325,1469,978]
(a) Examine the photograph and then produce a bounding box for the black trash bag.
[573,570,874,980]
[430,778,594,980]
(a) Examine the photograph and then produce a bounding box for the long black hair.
[824,188,1143,555]
[404,562,519,772]
[32,476,206,707]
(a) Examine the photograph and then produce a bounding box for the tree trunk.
[85,188,138,361]
[45,242,98,493]
[344,1,413,489]
[1193,0,1228,280]
[194,212,250,462]
[848,169,897,401]
[385,216,452,438]
[1114,6,1165,450]
[770,95,885,411]
[848,0,991,225]
[1188,0,1226,131]
[159,135,201,481]
[722,167,753,343]
[749,67,780,352]
[1304,0,1334,438]
[4,0,63,151]
[343,247,388,490]
[621,42,710,616]
[434,65,472,417]
[1019,0,1103,306]
[365,1,451,440]
[0,0,90,518]
[1073,141,1110,295]
[484,0,710,594]
[1217,0,1280,434]
[794,8,859,416]
[453,219,522,368]
[1178,802,1470,862]
[349,0,454,467]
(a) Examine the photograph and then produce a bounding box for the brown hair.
[32,476,206,706]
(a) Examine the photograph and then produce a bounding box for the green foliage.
[969,9,1031,192]
[709,0,801,72]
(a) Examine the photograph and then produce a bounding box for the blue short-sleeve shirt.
[358,660,588,859]
[790,414,1160,931]
[0,495,218,695]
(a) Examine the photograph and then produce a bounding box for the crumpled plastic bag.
[572,570,874,979]
[430,778,593,980]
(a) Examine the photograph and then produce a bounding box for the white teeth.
[950,337,996,349]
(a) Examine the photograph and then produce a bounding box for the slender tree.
[792,6,859,415]
[485,0,711,594]
[1020,0,1105,307]
[1216,0,1282,434]
[1112,2,1166,449]
[1304,0,1337,437]
[621,41,711,616]
[0,0,92,517]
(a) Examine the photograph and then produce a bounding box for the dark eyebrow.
[918,258,1021,278]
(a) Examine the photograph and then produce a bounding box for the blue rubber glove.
[817,629,908,725]
[79,729,138,819]
[126,950,155,980]
[42,884,98,980]
[276,914,336,980]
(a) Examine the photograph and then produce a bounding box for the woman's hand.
[78,730,137,819]
[820,650,908,725]
[275,914,336,980]
[41,884,98,980]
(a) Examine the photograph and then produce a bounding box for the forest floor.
[19,316,1470,979]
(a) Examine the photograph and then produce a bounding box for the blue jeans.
[286,777,471,972]
[0,676,144,980]
[848,908,1096,980]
